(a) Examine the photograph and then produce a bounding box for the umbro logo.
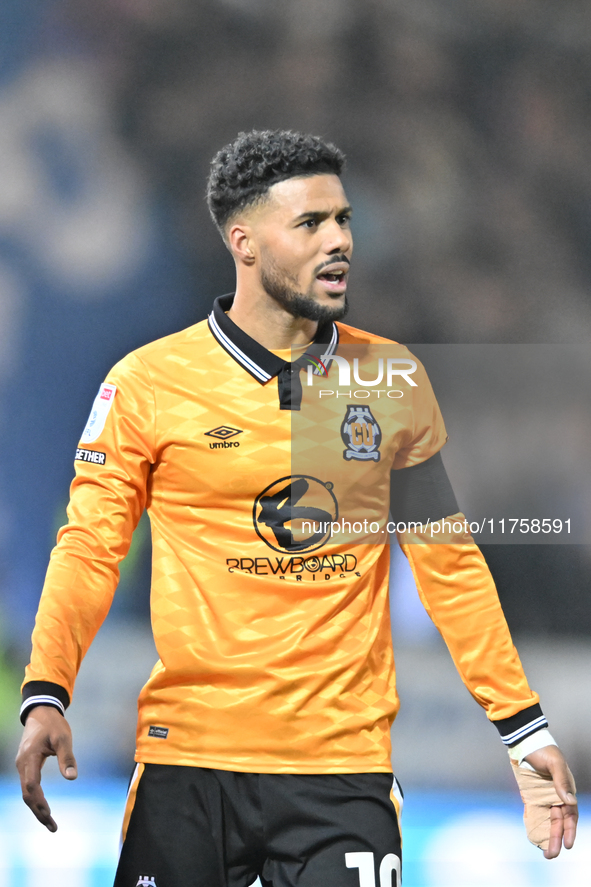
[205,425,243,450]
[205,425,243,440]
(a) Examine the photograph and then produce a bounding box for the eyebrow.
[293,205,353,222]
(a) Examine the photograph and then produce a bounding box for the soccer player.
[17,131,577,886]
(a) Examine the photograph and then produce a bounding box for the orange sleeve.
[391,351,448,470]
[23,352,156,699]
[398,514,539,722]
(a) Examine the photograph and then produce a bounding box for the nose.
[324,218,352,255]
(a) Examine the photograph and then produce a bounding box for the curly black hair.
[206,129,345,237]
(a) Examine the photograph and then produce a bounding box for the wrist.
[21,680,70,725]
[508,728,557,766]
[20,699,66,724]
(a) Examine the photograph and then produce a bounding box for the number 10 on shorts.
[346,851,401,886]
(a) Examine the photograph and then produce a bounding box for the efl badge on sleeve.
[80,383,116,444]
[341,405,382,462]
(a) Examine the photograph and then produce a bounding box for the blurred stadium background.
[0,0,590,883]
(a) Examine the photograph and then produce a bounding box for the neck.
[228,283,318,351]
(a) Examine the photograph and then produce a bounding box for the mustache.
[313,255,350,276]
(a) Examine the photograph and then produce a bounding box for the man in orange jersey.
[17,131,577,886]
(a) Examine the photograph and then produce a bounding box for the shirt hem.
[134,751,393,775]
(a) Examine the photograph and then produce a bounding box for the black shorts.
[115,764,403,887]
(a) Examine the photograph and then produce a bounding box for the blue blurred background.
[1,0,590,882]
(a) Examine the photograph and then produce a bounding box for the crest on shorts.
[136,877,157,887]
[341,405,382,462]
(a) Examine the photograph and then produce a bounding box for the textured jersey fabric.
[23,298,540,772]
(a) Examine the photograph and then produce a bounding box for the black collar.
[208,293,340,410]
[208,293,339,384]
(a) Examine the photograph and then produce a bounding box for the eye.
[337,213,351,226]
[301,218,317,229]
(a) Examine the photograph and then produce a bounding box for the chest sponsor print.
[226,551,361,582]
[253,475,338,554]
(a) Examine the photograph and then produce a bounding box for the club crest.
[136,877,157,887]
[341,405,382,462]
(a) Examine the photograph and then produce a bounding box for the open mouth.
[316,265,348,294]
[317,270,347,283]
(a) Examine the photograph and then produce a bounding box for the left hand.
[521,745,578,859]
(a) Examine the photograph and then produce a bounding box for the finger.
[54,729,78,780]
[546,754,577,806]
[562,804,578,850]
[20,755,58,832]
[543,806,564,859]
[550,764,577,806]
[16,742,43,802]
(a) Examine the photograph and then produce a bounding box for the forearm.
[390,397,577,855]
[23,548,120,702]
[398,520,541,729]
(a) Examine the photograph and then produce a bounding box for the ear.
[227,223,256,265]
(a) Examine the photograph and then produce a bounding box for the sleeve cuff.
[21,681,70,725]
[508,728,557,765]
[492,702,548,748]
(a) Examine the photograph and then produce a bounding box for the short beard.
[260,256,349,324]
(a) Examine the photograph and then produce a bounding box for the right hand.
[15,706,78,832]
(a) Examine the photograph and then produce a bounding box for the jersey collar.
[208,293,339,384]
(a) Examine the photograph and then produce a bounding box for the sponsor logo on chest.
[223,474,363,582]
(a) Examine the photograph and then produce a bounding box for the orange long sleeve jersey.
[21,295,546,772]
